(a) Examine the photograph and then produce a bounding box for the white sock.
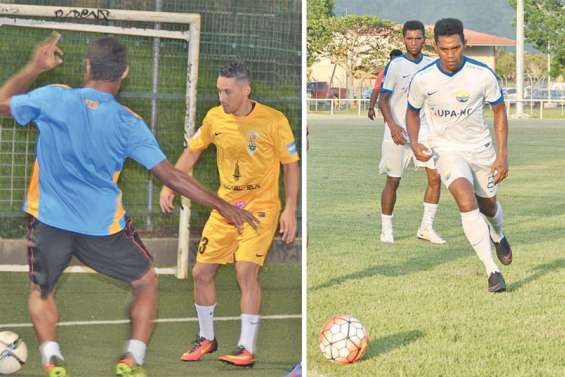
[381,214,393,233]
[238,313,260,354]
[126,339,146,365]
[484,202,504,242]
[461,209,500,275]
[420,202,438,230]
[195,303,216,340]
[39,341,64,366]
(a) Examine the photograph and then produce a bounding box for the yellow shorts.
[196,208,280,266]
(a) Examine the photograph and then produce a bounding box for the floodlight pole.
[515,0,525,116]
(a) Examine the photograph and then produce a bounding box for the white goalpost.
[0,3,200,279]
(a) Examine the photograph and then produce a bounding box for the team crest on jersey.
[247,131,259,155]
[455,90,471,103]
[85,99,99,110]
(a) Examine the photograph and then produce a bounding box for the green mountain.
[335,0,517,39]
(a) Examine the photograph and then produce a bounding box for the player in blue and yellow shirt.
[0,33,257,377]
[160,62,300,367]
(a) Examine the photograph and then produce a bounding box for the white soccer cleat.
[380,231,394,243]
[417,228,446,244]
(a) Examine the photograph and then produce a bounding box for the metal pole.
[176,14,201,279]
[547,41,551,101]
[515,0,525,116]
[358,98,361,116]
[146,0,163,230]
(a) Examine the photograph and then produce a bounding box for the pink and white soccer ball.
[319,315,369,365]
[0,331,27,374]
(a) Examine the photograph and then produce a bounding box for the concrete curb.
[0,237,302,267]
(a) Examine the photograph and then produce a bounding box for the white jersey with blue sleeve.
[407,57,504,150]
[380,54,435,142]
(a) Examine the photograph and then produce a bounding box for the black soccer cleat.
[492,236,512,265]
[488,271,506,293]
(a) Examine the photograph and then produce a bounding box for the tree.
[496,49,516,82]
[307,0,335,19]
[508,0,565,77]
[495,49,547,95]
[308,14,403,95]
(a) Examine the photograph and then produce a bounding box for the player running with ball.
[406,18,512,292]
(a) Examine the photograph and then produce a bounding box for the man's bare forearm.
[378,92,396,129]
[0,64,43,116]
[173,148,202,174]
[282,162,300,212]
[369,90,379,110]
[492,104,508,159]
[406,107,421,145]
[152,160,224,211]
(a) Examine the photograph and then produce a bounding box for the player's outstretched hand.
[411,143,433,162]
[159,186,176,213]
[217,202,259,233]
[490,157,508,184]
[279,207,297,244]
[368,108,376,120]
[30,32,64,73]
[390,124,407,145]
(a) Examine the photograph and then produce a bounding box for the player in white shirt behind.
[406,18,512,293]
[377,20,445,245]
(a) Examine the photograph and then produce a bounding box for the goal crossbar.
[0,17,190,40]
[0,3,200,24]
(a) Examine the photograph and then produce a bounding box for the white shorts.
[434,145,497,198]
[379,140,436,178]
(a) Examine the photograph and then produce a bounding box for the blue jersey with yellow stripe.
[10,85,166,236]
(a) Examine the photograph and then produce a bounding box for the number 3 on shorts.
[198,237,209,254]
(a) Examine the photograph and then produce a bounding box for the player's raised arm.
[279,161,300,243]
[490,102,509,184]
[159,147,202,213]
[152,160,258,231]
[0,32,63,116]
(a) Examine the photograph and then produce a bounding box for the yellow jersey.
[189,101,299,211]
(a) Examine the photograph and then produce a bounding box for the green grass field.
[307,115,565,377]
[0,263,300,377]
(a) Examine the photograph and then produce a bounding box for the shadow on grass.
[364,330,424,360]
[507,258,565,292]
[310,248,466,291]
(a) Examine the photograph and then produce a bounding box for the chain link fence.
[0,0,302,238]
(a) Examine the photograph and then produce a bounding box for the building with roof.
[308,27,516,97]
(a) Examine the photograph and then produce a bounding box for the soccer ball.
[319,315,368,365]
[0,331,27,374]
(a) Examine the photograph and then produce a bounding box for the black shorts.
[26,217,153,298]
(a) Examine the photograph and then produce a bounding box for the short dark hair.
[403,20,425,36]
[85,37,128,82]
[389,49,403,59]
[219,61,251,82]
[434,18,465,44]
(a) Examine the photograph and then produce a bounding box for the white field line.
[0,314,301,329]
[0,265,177,275]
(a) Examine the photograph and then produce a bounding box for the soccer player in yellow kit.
[160,61,300,367]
